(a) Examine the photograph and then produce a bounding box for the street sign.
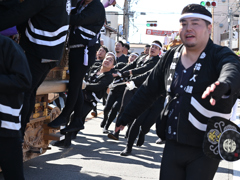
[146,29,178,36]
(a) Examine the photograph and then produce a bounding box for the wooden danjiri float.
[169,37,182,48]
[12,0,117,163]
[22,47,69,162]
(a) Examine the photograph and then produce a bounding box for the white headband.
[151,43,162,49]
[179,13,212,24]
[106,52,116,61]
[130,53,139,57]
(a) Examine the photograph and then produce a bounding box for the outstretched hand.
[202,81,229,106]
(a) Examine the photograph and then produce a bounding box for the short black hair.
[181,4,212,26]
[152,40,162,49]
[115,41,124,47]
[124,43,130,50]
[181,4,212,18]
[100,45,109,53]
[145,44,150,48]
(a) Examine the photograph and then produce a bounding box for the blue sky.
[106,0,202,43]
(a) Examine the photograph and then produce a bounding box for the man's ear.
[208,24,212,34]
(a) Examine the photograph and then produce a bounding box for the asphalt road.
[0,101,239,180]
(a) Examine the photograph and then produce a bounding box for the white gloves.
[126,81,136,91]
[108,83,114,89]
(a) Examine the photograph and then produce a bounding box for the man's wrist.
[129,70,132,76]
[117,71,122,77]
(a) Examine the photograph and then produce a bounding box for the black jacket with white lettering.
[117,39,240,148]
[0,35,32,137]
[0,0,71,60]
[69,0,105,46]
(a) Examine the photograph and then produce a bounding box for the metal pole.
[123,0,130,41]
[211,8,214,41]
[117,25,119,41]
[239,17,240,51]
[229,7,233,49]
[228,0,232,49]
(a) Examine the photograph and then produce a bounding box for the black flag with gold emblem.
[203,116,240,161]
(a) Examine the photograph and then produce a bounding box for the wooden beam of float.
[36,80,68,95]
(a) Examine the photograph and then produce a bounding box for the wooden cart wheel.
[22,105,61,161]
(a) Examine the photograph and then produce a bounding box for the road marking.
[233,160,240,180]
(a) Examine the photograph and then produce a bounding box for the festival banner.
[146,29,178,36]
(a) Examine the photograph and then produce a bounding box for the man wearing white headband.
[128,53,139,63]
[108,40,162,141]
[53,55,115,147]
[115,4,240,180]
[112,40,162,78]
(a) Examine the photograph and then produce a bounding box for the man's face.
[179,17,212,49]
[97,47,107,60]
[84,0,93,5]
[128,54,138,63]
[115,42,123,53]
[149,44,160,56]
[144,47,150,55]
[102,55,115,69]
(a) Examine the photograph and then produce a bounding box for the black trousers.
[81,101,94,125]
[160,140,220,180]
[114,88,137,136]
[21,52,57,135]
[127,97,164,149]
[0,137,24,180]
[103,90,123,129]
[72,101,94,136]
[60,47,95,120]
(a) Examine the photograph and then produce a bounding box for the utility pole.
[228,0,233,49]
[123,0,130,42]
[211,8,214,41]
[238,1,240,52]
[229,8,233,49]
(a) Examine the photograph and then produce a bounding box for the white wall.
[106,12,119,30]
[212,0,238,45]
[129,47,145,55]
[101,34,116,52]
